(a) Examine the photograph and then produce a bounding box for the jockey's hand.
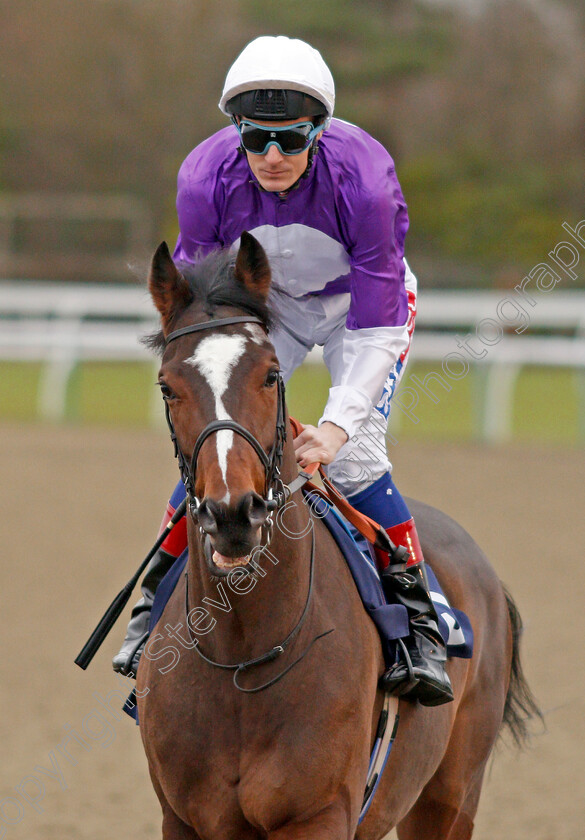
[293,421,348,468]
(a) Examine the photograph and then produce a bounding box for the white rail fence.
[0,281,161,424]
[1,280,585,441]
[401,289,585,442]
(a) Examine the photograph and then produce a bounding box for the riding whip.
[74,497,187,670]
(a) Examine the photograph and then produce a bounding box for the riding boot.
[378,519,454,707]
[111,547,177,677]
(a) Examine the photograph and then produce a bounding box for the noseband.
[162,315,288,519]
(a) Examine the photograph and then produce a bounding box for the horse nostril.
[197,499,219,535]
[240,492,269,528]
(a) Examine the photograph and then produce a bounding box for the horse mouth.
[211,550,250,571]
[203,535,254,576]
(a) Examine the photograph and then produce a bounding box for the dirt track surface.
[1,422,583,839]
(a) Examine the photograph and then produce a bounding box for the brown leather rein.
[288,417,406,562]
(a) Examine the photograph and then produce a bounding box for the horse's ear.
[148,242,192,327]
[235,232,271,301]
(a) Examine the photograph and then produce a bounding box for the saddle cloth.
[307,492,473,661]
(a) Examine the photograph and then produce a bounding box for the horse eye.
[159,382,174,400]
[265,369,280,387]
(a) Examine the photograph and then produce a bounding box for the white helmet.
[219,36,335,127]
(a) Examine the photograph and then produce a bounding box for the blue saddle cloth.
[305,493,473,662]
[123,493,473,721]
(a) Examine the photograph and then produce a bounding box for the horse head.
[147,232,288,576]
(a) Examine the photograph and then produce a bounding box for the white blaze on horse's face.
[244,323,267,346]
[186,333,247,502]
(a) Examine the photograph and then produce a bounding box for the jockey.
[113,35,453,707]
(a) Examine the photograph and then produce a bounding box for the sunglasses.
[236,119,322,156]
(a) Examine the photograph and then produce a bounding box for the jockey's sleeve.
[319,165,414,440]
[173,156,223,263]
[319,320,412,440]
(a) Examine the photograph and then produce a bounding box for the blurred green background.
[1,0,584,286]
[1,0,584,442]
[1,358,583,446]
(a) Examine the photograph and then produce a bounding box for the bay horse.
[136,232,540,840]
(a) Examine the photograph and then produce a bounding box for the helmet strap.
[303,136,320,177]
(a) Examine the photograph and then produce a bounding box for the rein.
[184,527,334,693]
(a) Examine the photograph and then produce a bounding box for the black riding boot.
[380,561,454,706]
[112,547,176,677]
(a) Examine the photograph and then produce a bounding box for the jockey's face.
[241,116,322,193]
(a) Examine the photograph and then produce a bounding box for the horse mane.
[143,248,274,356]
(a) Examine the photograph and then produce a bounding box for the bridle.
[162,315,290,522]
[161,313,334,692]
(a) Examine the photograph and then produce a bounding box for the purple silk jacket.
[173,118,414,438]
